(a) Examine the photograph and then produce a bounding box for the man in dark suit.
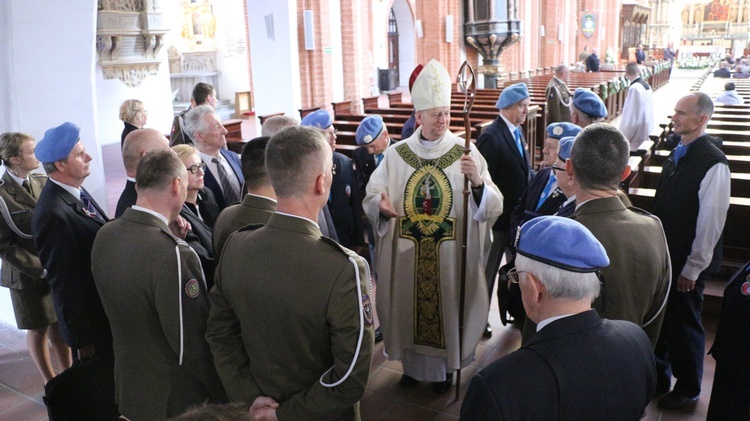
[636,44,646,64]
[477,82,531,336]
[509,122,581,234]
[93,150,226,420]
[206,126,373,420]
[301,109,363,248]
[586,47,601,72]
[31,122,118,418]
[461,216,656,420]
[116,128,170,217]
[184,105,244,211]
[213,137,277,260]
[170,82,218,146]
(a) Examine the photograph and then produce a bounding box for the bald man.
[116,128,170,217]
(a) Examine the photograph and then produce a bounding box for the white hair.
[516,255,601,303]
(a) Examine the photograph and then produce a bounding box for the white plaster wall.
[393,0,416,87]
[0,1,107,211]
[213,0,252,103]
[246,0,301,133]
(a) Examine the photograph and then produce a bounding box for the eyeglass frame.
[507,268,529,284]
[186,162,207,174]
[551,164,567,174]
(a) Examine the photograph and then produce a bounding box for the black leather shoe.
[483,323,493,338]
[432,373,453,393]
[374,327,383,343]
[657,391,699,411]
[399,374,418,387]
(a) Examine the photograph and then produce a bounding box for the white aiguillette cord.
[319,256,368,388]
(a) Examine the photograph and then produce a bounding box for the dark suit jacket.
[121,122,139,146]
[180,203,215,288]
[0,172,47,290]
[115,179,136,218]
[92,209,226,419]
[636,49,646,64]
[509,167,566,236]
[401,111,417,139]
[461,310,655,420]
[714,68,732,78]
[476,116,531,231]
[203,149,244,210]
[555,199,576,217]
[586,53,600,72]
[330,152,364,248]
[32,181,111,350]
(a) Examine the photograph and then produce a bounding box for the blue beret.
[546,122,581,140]
[300,109,333,129]
[557,136,576,161]
[496,83,529,109]
[572,88,608,118]
[35,122,81,162]
[356,115,385,145]
[516,216,609,272]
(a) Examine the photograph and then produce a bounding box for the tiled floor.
[0,68,722,420]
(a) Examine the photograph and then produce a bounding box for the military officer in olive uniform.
[207,126,374,421]
[545,64,573,124]
[93,150,226,420]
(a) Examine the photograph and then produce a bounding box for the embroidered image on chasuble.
[397,142,463,348]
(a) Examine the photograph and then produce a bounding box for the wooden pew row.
[628,187,750,274]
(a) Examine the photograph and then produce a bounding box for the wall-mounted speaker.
[416,20,423,39]
[304,10,314,50]
[445,15,453,43]
[265,14,274,41]
[558,24,564,42]
[540,25,545,37]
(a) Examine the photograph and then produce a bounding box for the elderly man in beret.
[476,82,532,334]
[570,88,608,128]
[552,136,578,217]
[31,122,118,417]
[461,216,656,420]
[364,59,502,393]
[301,109,364,249]
[353,115,395,343]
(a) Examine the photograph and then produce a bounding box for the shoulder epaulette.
[627,206,657,218]
[320,236,360,260]
[237,223,265,233]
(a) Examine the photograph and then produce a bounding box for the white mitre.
[411,59,452,111]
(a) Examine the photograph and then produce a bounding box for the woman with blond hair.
[119,98,148,145]
[0,132,71,384]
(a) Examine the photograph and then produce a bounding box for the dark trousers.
[484,229,510,302]
[707,358,750,420]
[655,270,708,397]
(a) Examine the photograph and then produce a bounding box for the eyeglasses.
[186,162,207,174]
[551,164,566,173]
[507,268,529,284]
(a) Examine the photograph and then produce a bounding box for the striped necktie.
[212,157,241,205]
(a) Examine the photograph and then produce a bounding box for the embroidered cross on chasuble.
[396,142,464,348]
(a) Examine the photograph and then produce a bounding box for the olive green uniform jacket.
[92,208,227,420]
[207,213,374,420]
[212,193,276,261]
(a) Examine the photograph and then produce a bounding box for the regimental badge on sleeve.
[362,294,373,325]
[185,279,200,299]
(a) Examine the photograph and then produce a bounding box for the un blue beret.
[572,88,608,118]
[557,136,576,161]
[35,122,81,162]
[516,215,609,272]
[356,115,385,145]
[300,109,333,129]
[496,83,529,109]
[546,122,581,140]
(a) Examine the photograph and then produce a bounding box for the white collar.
[537,314,575,332]
[499,113,517,133]
[130,205,169,226]
[49,178,82,200]
[275,210,319,228]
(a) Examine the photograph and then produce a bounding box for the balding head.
[122,128,170,176]
[261,115,299,137]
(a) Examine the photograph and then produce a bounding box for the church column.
[297,0,335,112]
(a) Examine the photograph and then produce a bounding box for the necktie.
[514,128,525,158]
[212,157,241,205]
[673,143,688,167]
[536,174,557,211]
[375,153,384,167]
[21,179,31,195]
[79,190,100,220]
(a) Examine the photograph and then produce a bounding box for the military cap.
[496,83,529,109]
[300,109,333,129]
[572,88,608,118]
[546,122,581,140]
[356,115,385,145]
[516,215,610,272]
[35,122,81,162]
[557,136,576,161]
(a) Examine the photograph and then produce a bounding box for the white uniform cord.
[175,245,185,365]
[642,230,673,328]
[319,256,365,388]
